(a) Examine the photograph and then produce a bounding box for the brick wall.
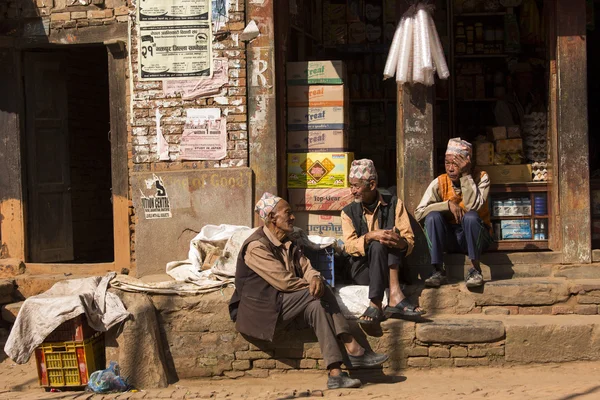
[67,46,114,263]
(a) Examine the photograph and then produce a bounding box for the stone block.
[577,291,600,304]
[232,360,250,371]
[483,306,510,315]
[450,346,468,358]
[300,359,317,369]
[50,12,70,21]
[554,265,600,279]
[1,301,22,323]
[518,306,553,315]
[428,347,450,358]
[431,358,454,368]
[71,11,86,19]
[407,357,431,368]
[380,320,416,341]
[234,350,273,360]
[0,259,25,278]
[276,359,300,369]
[454,358,489,367]
[87,10,106,19]
[552,305,574,315]
[253,359,275,369]
[274,348,304,359]
[406,346,429,357]
[304,347,322,359]
[575,305,597,315]
[114,5,129,15]
[416,319,505,344]
[505,316,600,362]
[224,371,245,378]
[470,279,569,306]
[419,286,459,312]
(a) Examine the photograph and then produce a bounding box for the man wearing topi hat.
[229,193,388,389]
[415,138,493,288]
[341,159,424,325]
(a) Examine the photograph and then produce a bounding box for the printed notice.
[140,174,172,219]
[139,23,212,80]
[139,0,210,21]
[162,57,228,99]
[180,108,226,160]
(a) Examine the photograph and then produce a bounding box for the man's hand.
[309,276,325,298]
[368,229,407,249]
[454,154,472,177]
[449,201,465,223]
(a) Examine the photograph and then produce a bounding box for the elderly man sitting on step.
[229,193,388,390]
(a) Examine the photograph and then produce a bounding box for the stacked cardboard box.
[286,60,353,239]
[477,126,532,184]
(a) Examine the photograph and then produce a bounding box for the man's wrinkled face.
[350,178,376,203]
[270,200,295,233]
[444,155,460,182]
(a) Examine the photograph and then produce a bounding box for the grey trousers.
[279,286,351,368]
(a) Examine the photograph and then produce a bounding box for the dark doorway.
[24,46,114,263]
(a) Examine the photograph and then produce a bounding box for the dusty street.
[1,357,600,400]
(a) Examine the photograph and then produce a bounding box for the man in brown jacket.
[229,192,388,389]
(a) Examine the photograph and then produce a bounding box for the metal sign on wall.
[138,0,213,80]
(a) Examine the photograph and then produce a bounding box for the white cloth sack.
[4,272,130,364]
[334,284,389,319]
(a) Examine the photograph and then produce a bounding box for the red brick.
[519,306,553,315]
[575,304,597,315]
[51,12,70,21]
[552,305,574,315]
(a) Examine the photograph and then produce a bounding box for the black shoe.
[424,270,448,288]
[347,351,389,369]
[327,372,362,389]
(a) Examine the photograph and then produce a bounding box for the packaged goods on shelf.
[502,227,532,239]
[495,138,523,154]
[488,126,507,141]
[485,164,533,184]
[287,152,353,188]
[475,142,494,166]
[507,126,521,138]
[501,219,532,230]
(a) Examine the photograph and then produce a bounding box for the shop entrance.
[587,0,600,249]
[23,47,114,263]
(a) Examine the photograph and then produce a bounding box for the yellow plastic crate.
[35,334,106,388]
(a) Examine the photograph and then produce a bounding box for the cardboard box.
[288,188,353,211]
[475,142,494,166]
[287,61,346,85]
[496,138,523,154]
[287,130,348,152]
[294,212,344,239]
[507,126,521,138]
[287,106,348,131]
[287,85,348,108]
[484,164,532,184]
[488,126,507,141]
[287,152,353,188]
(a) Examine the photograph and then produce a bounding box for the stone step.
[0,259,25,278]
[404,278,600,316]
[0,279,16,306]
[0,301,22,324]
[13,274,89,299]
[593,249,600,263]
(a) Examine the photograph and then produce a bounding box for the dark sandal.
[358,305,385,325]
[385,299,425,317]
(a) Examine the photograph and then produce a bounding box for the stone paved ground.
[2,353,600,400]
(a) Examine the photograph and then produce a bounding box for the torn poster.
[162,58,228,99]
[139,0,210,21]
[181,108,227,160]
[140,174,172,219]
[156,109,169,161]
[139,23,212,80]
[212,0,229,31]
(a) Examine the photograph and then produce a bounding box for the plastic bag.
[87,361,130,393]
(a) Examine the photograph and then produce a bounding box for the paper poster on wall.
[162,57,228,99]
[180,108,227,160]
[139,0,210,21]
[140,174,172,219]
[139,23,212,80]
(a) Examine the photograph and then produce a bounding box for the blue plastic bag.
[87,361,130,393]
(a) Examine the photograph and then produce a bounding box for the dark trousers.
[350,242,404,302]
[424,211,492,265]
[279,286,351,368]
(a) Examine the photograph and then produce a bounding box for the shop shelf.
[455,54,510,59]
[489,240,550,251]
[35,334,106,388]
[455,12,507,17]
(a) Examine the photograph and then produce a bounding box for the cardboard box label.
[294,212,344,239]
[288,188,353,211]
[287,61,346,85]
[288,152,353,188]
[483,164,532,184]
[287,85,347,107]
[287,130,348,151]
[288,106,347,131]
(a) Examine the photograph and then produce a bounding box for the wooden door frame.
[0,27,131,272]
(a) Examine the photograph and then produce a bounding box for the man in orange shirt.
[415,138,493,288]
